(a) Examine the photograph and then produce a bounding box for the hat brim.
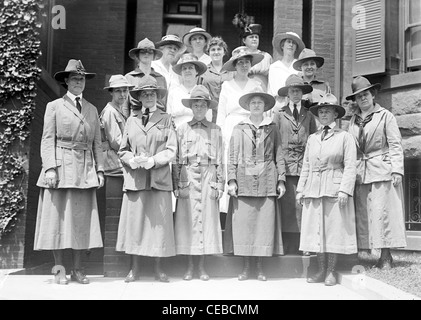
[278,84,313,97]
[103,84,135,90]
[272,33,305,58]
[129,48,163,61]
[54,71,96,84]
[239,92,276,112]
[181,98,218,110]
[172,61,208,76]
[345,83,381,101]
[130,86,167,100]
[156,40,187,54]
[221,53,264,72]
[293,56,325,71]
[309,103,346,119]
[183,31,212,46]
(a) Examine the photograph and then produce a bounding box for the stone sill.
[381,70,421,91]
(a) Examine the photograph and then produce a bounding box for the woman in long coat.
[296,94,357,286]
[227,88,286,281]
[346,76,407,269]
[116,76,177,282]
[172,85,224,281]
[34,59,104,285]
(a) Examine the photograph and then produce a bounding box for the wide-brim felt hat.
[277,74,313,97]
[272,32,305,58]
[345,76,381,101]
[309,93,346,119]
[54,59,96,84]
[293,48,325,71]
[183,27,212,46]
[130,75,167,99]
[221,46,264,72]
[129,38,163,61]
[155,34,187,54]
[172,53,207,76]
[181,85,218,110]
[103,74,134,90]
[239,87,276,112]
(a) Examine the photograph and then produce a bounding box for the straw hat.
[221,46,264,72]
[293,48,325,71]
[128,38,163,60]
[130,76,167,99]
[103,75,134,90]
[309,93,346,119]
[239,87,276,112]
[155,34,187,54]
[181,85,217,110]
[345,76,381,101]
[272,32,305,58]
[172,53,207,76]
[277,74,313,97]
[54,59,96,84]
[182,27,212,46]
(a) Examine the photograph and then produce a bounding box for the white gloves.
[44,169,58,188]
[128,155,155,170]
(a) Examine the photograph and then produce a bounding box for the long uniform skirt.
[355,181,407,250]
[299,197,357,254]
[226,196,277,257]
[174,164,222,255]
[116,190,175,257]
[34,188,103,250]
[279,176,302,233]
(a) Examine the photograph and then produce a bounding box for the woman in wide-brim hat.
[297,93,357,286]
[277,73,313,97]
[216,47,263,214]
[34,59,104,285]
[167,53,211,129]
[268,32,306,108]
[183,27,213,65]
[225,87,286,281]
[173,85,224,281]
[346,76,406,270]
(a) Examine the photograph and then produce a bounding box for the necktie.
[293,104,299,123]
[321,125,330,141]
[142,108,150,126]
[75,97,82,113]
[355,113,374,152]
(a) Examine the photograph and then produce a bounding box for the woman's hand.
[227,181,238,198]
[44,169,58,188]
[143,157,155,170]
[173,189,179,199]
[392,173,402,187]
[217,190,224,200]
[97,172,105,188]
[338,191,349,208]
[296,192,304,206]
[277,181,286,199]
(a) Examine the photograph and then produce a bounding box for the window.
[405,0,421,69]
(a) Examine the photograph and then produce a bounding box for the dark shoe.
[308,253,327,283]
[307,271,326,283]
[155,271,170,283]
[238,257,251,281]
[324,272,337,286]
[124,270,139,283]
[375,258,393,270]
[71,269,90,284]
[303,251,311,256]
[256,257,267,281]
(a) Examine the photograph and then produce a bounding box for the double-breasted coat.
[273,102,318,233]
[34,95,104,250]
[172,119,225,255]
[116,109,177,257]
[297,126,358,254]
[348,104,407,249]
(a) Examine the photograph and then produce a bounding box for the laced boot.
[238,256,251,281]
[154,257,169,283]
[307,253,326,283]
[325,253,338,286]
[183,256,194,281]
[256,257,267,281]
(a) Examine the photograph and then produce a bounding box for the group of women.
[34,18,407,287]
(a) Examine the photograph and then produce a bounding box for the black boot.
[307,253,326,283]
[256,257,267,281]
[238,256,251,281]
[325,253,338,286]
[154,257,169,283]
[376,248,393,270]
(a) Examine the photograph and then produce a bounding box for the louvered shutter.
[352,0,386,76]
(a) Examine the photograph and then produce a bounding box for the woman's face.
[65,73,85,96]
[248,96,266,117]
[288,87,303,104]
[235,57,252,75]
[138,90,157,109]
[181,63,198,79]
[161,44,180,64]
[191,100,209,121]
[282,39,298,56]
[209,45,225,63]
[190,34,207,53]
[301,60,317,78]
[110,87,130,107]
[243,34,259,50]
[137,49,155,64]
[317,106,337,126]
[355,89,375,112]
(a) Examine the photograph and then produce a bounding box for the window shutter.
[352,0,386,76]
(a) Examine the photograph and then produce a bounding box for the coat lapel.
[243,126,255,145]
[63,95,85,123]
[365,106,386,147]
[145,110,164,132]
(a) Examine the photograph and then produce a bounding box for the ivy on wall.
[0,0,41,237]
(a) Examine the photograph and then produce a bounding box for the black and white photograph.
[0,0,420,306]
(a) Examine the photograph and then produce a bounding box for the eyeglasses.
[139,49,155,55]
